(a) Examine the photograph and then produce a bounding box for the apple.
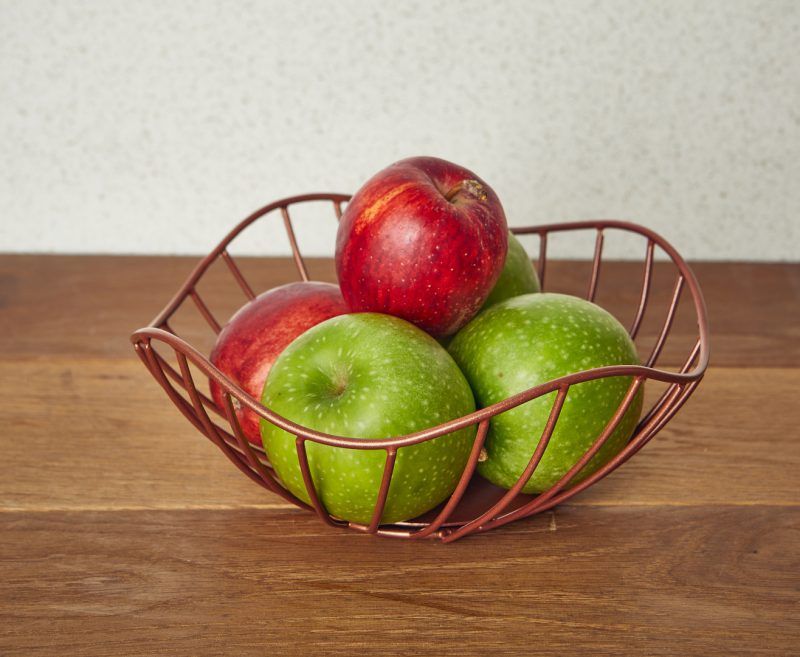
[335,156,508,338]
[448,293,643,494]
[260,313,476,525]
[209,282,347,444]
[480,231,541,311]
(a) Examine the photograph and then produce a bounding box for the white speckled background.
[1,0,798,260]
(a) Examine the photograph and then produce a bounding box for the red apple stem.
[444,179,487,203]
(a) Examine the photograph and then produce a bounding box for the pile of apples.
[211,157,642,525]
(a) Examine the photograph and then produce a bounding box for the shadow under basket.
[131,193,710,542]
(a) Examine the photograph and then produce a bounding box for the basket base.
[397,475,535,528]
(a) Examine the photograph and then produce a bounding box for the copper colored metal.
[221,250,256,300]
[280,206,310,282]
[130,193,710,542]
[586,229,604,302]
[629,239,655,339]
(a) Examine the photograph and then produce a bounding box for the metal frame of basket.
[130,193,709,542]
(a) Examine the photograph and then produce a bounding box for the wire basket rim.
[130,192,710,452]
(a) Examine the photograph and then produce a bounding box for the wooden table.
[1,255,798,656]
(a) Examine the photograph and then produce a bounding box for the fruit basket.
[130,193,709,542]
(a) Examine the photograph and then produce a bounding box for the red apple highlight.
[335,156,508,338]
[210,282,347,443]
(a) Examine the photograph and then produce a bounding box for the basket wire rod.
[474,375,646,535]
[141,341,206,434]
[541,363,698,517]
[443,386,569,543]
[626,382,690,459]
[295,437,347,528]
[221,250,256,301]
[635,379,699,455]
[146,194,349,329]
[537,233,548,289]
[221,391,269,479]
[552,380,700,511]
[189,288,222,334]
[333,200,344,221]
[144,342,265,486]
[136,343,212,426]
[281,206,310,282]
[133,323,702,452]
[509,219,709,374]
[134,342,189,418]
[638,337,701,430]
[175,351,272,488]
[586,229,605,302]
[625,392,689,462]
[645,275,685,368]
[221,393,313,507]
[683,337,703,373]
[173,351,229,445]
[410,420,491,540]
[485,391,695,529]
[640,380,681,433]
[374,527,425,539]
[133,340,158,378]
[629,239,655,339]
[153,349,226,419]
[535,379,700,518]
[365,449,398,533]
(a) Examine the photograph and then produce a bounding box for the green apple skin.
[260,313,476,525]
[480,231,541,311]
[448,293,643,494]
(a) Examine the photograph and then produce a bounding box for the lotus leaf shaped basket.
[131,193,709,542]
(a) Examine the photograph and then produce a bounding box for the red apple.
[209,282,347,443]
[335,156,508,338]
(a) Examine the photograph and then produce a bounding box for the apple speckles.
[261,312,475,525]
[449,292,643,494]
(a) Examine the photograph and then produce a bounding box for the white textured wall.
[1,0,798,260]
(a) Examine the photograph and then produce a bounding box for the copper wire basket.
[131,193,710,542]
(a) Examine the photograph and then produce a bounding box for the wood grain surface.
[1,255,798,656]
[2,255,798,366]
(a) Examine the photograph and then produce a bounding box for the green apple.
[448,293,643,494]
[260,313,476,525]
[480,231,541,311]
